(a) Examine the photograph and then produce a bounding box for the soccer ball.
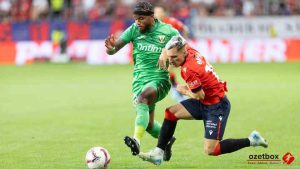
[86,147,111,169]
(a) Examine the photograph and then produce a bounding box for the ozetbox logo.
[247,152,295,165]
[247,153,281,164]
[282,152,295,165]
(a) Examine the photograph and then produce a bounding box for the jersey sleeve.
[175,20,184,32]
[120,24,135,44]
[185,70,202,90]
[171,18,185,32]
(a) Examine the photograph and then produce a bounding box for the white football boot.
[138,147,164,165]
[248,130,268,148]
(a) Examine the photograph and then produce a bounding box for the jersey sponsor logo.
[137,35,146,40]
[206,120,217,129]
[137,43,162,53]
[188,80,199,88]
[158,35,165,43]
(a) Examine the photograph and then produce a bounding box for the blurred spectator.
[0,0,11,22]
[49,0,65,20]
[243,0,255,16]
[154,6,189,38]
[88,0,112,20]
[82,0,95,12]
[121,0,135,6]
[31,0,49,20]
[71,0,85,20]
[11,0,31,21]
[114,1,128,19]
[278,1,291,15]
[51,26,69,63]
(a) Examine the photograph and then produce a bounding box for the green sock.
[134,103,149,143]
[146,120,161,138]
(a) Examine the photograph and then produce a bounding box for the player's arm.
[176,85,205,100]
[157,48,168,70]
[105,34,127,55]
[174,19,189,39]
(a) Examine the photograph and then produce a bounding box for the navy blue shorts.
[180,96,231,140]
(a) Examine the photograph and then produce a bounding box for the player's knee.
[204,147,214,156]
[165,107,178,121]
[204,145,216,156]
[137,88,157,105]
[136,93,148,104]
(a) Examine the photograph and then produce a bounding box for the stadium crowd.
[0,0,300,22]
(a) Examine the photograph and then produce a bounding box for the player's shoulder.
[120,23,140,42]
[123,23,141,39]
[184,47,206,72]
[128,23,139,32]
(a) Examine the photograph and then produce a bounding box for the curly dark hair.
[133,1,154,16]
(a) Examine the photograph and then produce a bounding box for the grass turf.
[0,62,299,169]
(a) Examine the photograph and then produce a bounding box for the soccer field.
[0,63,299,169]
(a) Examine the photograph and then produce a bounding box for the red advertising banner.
[285,39,300,61]
[30,22,49,42]
[0,39,299,65]
[0,23,13,42]
[0,42,16,64]
[67,22,90,42]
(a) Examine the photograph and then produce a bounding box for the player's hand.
[105,34,116,50]
[176,85,189,95]
[157,49,168,70]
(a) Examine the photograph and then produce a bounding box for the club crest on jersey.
[158,35,165,43]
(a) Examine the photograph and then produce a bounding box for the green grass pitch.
[0,62,299,169]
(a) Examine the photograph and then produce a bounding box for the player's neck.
[181,51,188,66]
[145,19,157,33]
[149,19,156,28]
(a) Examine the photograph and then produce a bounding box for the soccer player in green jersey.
[104,1,178,160]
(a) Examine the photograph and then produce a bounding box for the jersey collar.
[147,19,159,33]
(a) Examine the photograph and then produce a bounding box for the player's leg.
[146,109,161,138]
[203,96,250,155]
[145,79,171,139]
[205,132,268,156]
[133,82,161,142]
[145,80,177,161]
[139,99,197,165]
[203,96,268,156]
[124,85,158,156]
[146,107,177,162]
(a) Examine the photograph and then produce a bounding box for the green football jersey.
[120,20,179,82]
